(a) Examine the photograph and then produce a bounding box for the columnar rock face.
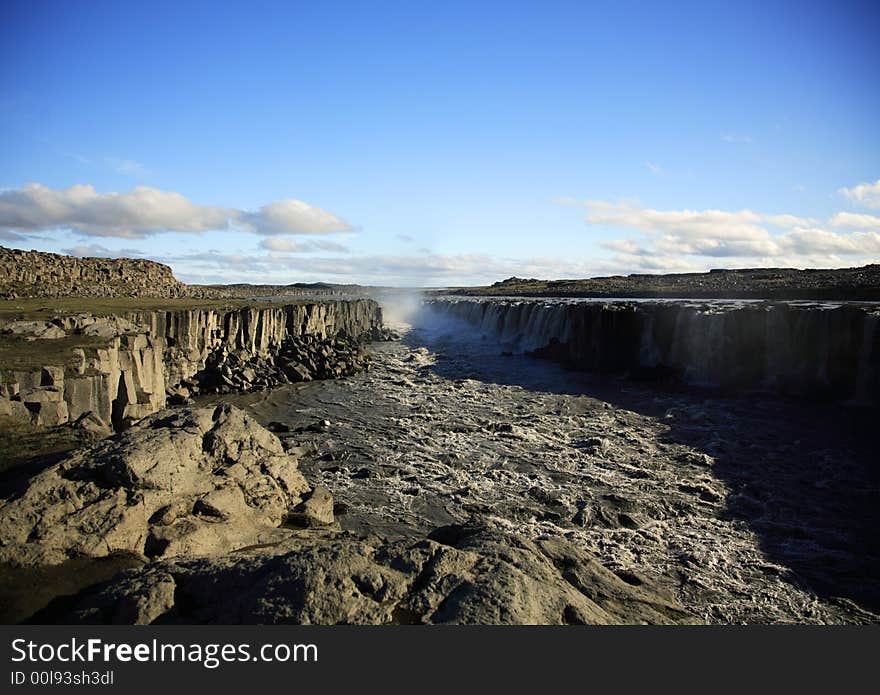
[0,246,195,299]
[0,300,383,430]
[424,298,880,403]
[126,301,382,389]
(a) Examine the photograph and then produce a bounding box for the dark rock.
[34,524,696,625]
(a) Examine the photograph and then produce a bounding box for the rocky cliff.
[424,298,880,403]
[0,299,383,431]
[0,246,206,299]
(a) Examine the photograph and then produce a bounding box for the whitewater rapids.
[221,309,878,624]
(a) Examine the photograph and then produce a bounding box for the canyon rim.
[0,248,877,625]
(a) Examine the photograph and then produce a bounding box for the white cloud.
[830,211,880,230]
[61,243,146,258]
[584,200,770,242]
[765,214,817,228]
[0,183,351,239]
[569,199,880,267]
[259,237,302,252]
[645,161,665,176]
[239,199,351,235]
[156,250,623,287]
[105,158,147,176]
[721,133,752,144]
[258,237,349,253]
[778,227,880,256]
[600,239,642,255]
[839,179,880,209]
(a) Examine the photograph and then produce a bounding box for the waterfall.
[423,297,880,403]
[855,312,880,404]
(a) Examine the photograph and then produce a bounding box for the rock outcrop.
[0,245,376,300]
[424,298,880,404]
[1,300,383,430]
[31,524,695,625]
[457,264,880,301]
[1,404,695,624]
[0,405,312,567]
[0,246,198,299]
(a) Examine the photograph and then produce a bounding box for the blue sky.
[1,0,878,285]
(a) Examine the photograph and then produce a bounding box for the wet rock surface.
[234,320,879,624]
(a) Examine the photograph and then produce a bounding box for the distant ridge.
[446,264,880,301]
[0,246,377,300]
[0,246,195,299]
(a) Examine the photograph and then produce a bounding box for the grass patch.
[0,296,319,323]
[0,416,88,476]
[0,334,111,374]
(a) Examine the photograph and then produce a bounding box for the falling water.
[422,297,880,403]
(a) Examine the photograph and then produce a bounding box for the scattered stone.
[194,335,371,396]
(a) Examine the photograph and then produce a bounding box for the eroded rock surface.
[0,405,310,566]
[33,524,694,625]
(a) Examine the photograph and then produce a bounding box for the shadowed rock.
[31,524,696,625]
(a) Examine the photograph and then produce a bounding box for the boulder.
[0,399,29,419]
[26,400,69,427]
[286,486,335,527]
[0,405,311,566]
[2,320,66,339]
[70,411,113,439]
[20,386,64,403]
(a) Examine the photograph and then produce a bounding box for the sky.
[1,0,878,286]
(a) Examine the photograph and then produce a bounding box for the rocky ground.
[0,401,694,625]
[1,315,877,624]
[232,317,879,624]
